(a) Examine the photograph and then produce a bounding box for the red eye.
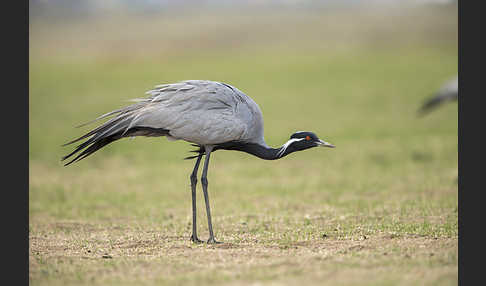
[305,136,311,141]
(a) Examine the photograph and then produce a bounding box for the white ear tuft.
[277,138,305,157]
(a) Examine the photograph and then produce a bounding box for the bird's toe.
[190,235,204,244]
[207,238,222,244]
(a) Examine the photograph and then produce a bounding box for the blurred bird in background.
[418,75,458,116]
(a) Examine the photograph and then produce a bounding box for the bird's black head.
[277,131,335,158]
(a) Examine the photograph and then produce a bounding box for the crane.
[62,80,335,243]
[418,75,458,116]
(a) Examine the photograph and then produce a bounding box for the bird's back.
[135,80,265,145]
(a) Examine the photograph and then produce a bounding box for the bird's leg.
[190,154,203,243]
[201,147,221,244]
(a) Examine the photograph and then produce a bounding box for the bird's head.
[277,131,335,158]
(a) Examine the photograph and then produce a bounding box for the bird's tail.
[62,103,169,166]
[62,134,121,166]
[418,89,458,116]
[418,95,445,116]
[61,111,136,166]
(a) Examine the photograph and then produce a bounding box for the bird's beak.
[316,139,335,148]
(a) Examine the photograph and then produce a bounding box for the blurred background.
[29,1,457,284]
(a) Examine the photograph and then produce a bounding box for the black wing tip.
[418,101,441,116]
[417,94,442,117]
[61,152,78,166]
[62,159,74,166]
[60,153,76,166]
[61,136,119,166]
[61,134,92,147]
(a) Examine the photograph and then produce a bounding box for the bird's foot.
[190,235,204,244]
[207,237,222,244]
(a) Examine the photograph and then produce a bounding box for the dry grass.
[30,216,456,286]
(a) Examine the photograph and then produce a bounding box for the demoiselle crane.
[418,75,458,115]
[62,80,335,243]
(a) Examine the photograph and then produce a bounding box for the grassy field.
[29,4,458,285]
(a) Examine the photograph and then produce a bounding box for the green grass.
[30,5,457,286]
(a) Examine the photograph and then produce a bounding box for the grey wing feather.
[124,80,264,145]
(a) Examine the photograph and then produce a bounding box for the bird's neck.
[218,141,289,160]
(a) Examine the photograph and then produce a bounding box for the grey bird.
[418,75,458,116]
[62,80,335,244]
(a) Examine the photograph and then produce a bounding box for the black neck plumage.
[214,141,287,160]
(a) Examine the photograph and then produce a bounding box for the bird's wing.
[118,80,250,145]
